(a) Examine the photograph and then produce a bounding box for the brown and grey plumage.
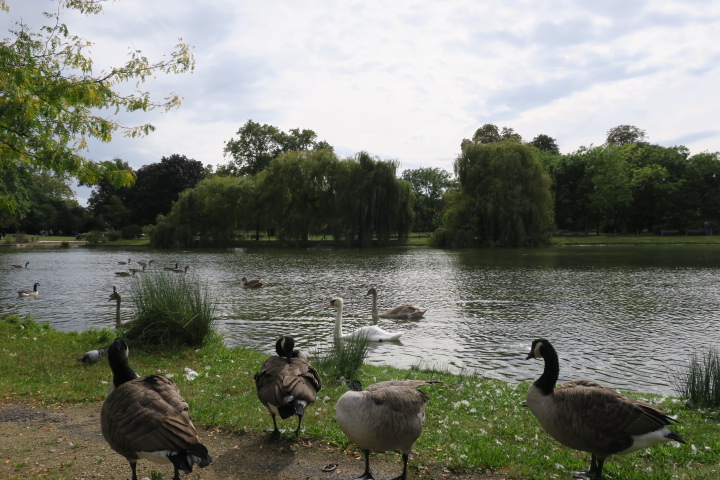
[170,265,189,273]
[254,336,322,435]
[365,287,426,320]
[526,338,685,479]
[18,282,40,297]
[335,379,441,480]
[101,338,211,480]
[118,258,131,265]
[242,276,266,288]
[77,345,109,364]
[137,259,153,268]
[11,261,29,268]
[115,271,133,277]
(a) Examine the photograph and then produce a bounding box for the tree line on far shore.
[3,3,719,248]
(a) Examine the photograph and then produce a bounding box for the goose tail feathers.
[169,443,212,473]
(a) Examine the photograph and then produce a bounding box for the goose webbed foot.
[573,455,605,480]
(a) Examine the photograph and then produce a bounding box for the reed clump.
[673,346,720,409]
[123,272,218,348]
[312,335,370,382]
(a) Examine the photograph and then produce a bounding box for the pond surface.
[2,245,719,395]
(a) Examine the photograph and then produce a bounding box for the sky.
[4,1,720,205]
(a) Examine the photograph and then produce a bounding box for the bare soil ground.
[0,400,508,480]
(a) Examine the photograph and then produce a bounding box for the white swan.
[366,286,426,320]
[327,297,402,342]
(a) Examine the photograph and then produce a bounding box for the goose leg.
[270,413,281,436]
[573,455,604,480]
[173,465,181,480]
[294,414,304,435]
[351,449,376,480]
[128,460,138,480]
[389,452,409,480]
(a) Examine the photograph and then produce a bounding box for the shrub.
[106,229,121,241]
[120,224,143,239]
[312,335,370,383]
[672,346,720,409]
[123,272,218,348]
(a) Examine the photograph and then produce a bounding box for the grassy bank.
[2,316,718,479]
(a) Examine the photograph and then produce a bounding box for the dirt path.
[0,400,508,480]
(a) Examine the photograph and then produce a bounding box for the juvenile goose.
[254,336,322,435]
[18,282,40,297]
[327,297,402,341]
[242,276,266,288]
[77,345,109,364]
[335,379,440,480]
[525,338,685,479]
[101,338,212,480]
[11,261,29,268]
[118,258,131,265]
[365,287,426,320]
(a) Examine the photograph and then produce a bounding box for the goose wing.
[552,380,676,454]
[254,357,321,408]
[101,374,200,456]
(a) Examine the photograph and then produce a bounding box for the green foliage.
[606,124,647,146]
[530,133,560,154]
[222,120,333,176]
[673,346,720,409]
[401,167,457,232]
[444,141,554,247]
[123,272,218,348]
[312,336,370,383]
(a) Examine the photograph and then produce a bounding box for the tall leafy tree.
[606,125,647,146]
[401,167,456,232]
[0,0,194,205]
[223,120,333,176]
[530,134,560,154]
[126,154,207,226]
[441,141,553,247]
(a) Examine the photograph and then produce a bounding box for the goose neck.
[535,345,560,395]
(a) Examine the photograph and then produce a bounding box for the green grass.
[552,234,720,245]
[311,335,371,382]
[1,315,719,479]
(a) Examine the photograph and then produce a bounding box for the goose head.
[275,336,295,363]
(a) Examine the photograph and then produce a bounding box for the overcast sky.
[4,1,720,204]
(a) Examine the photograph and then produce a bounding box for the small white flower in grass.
[101,380,108,384]
[469,408,476,413]
[205,366,211,370]
[166,373,175,378]
[495,439,502,445]
[554,463,564,469]
[184,367,199,380]
[691,444,698,454]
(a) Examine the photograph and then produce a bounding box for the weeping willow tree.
[151,175,258,248]
[257,149,338,242]
[435,141,553,247]
[330,152,413,246]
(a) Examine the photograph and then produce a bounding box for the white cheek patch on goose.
[533,342,544,358]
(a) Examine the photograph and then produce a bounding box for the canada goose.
[11,261,29,268]
[254,336,322,435]
[129,265,146,273]
[101,338,212,480]
[242,276,266,288]
[18,282,40,297]
[115,271,133,277]
[164,263,179,271]
[335,379,440,480]
[137,259,153,267]
[327,297,402,341]
[118,258,131,265]
[365,287,426,320]
[525,339,685,479]
[170,265,189,273]
[77,345,109,364]
[110,287,124,329]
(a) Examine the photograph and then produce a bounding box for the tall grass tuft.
[312,335,370,383]
[672,346,720,408]
[123,272,218,348]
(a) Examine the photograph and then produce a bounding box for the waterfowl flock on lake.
[8,258,686,479]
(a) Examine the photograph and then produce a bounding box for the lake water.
[2,244,719,395]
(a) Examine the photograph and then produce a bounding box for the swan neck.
[535,344,559,394]
[370,291,379,319]
[334,302,343,338]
